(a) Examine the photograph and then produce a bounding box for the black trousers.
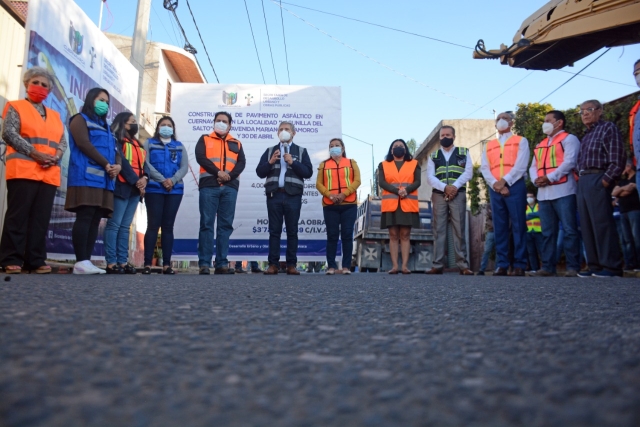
[576,172,623,273]
[72,206,104,262]
[0,179,56,269]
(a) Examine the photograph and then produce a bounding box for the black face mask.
[440,137,454,148]
[127,124,139,136]
[392,147,406,158]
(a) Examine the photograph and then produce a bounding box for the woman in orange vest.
[103,112,148,274]
[0,67,66,274]
[316,138,361,275]
[379,139,421,274]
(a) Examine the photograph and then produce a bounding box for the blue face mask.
[159,126,173,138]
[329,147,342,157]
[94,100,109,116]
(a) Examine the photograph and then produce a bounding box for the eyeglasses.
[578,107,600,115]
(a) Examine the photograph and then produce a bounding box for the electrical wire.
[261,0,278,84]
[152,2,180,47]
[279,0,291,84]
[273,2,492,112]
[463,71,535,119]
[555,69,635,87]
[244,0,266,84]
[539,48,611,102]
[279,1,473,50]
[184,0,220,83]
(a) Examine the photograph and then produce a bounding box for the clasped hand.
[105,163,121,179]
[398,187,408,198]
[534,176,551,187]
[217,170,231,183]
[444,185,458,200]
[330,193,347,204]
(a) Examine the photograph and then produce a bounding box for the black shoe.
[235,269,247,274]
[251,268,263,273]
[106,265,125,274]
[141,266,152,275]
[122,264,137,274]
[199,266,210,275]
[214,267,235,274]
[494,267,508,276]
[163,267,176,275]
[476,271,485,276]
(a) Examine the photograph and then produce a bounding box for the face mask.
[496,118,510,132]
[542,122,557,136]
[94,100,109,116]
[440,137,454,148]
[27,84,49,103]
[279,130,291,142]
[127,124,139,136]
[527,197,535,205]
[635,73,640,88]
[392,146,405,158]
[329,147,342,157]
[159,126,173,138]
[214,121,228,133]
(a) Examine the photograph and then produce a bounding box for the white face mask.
[279,130,292,142]
[542,122,557,136]
[527,197,535,205]
[635,73,640,88]
[214,121,228,133]
[496,118,510,132]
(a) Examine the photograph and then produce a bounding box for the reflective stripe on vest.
[526,203,541,233]
[630,100,640,166]
[1,100,63,186]
[485,135,522,181]
[118,138,146,183]
[322,157,357,205]
[380,160,419,213]
[199,133,241,182]
[431,147,468,188]
[535,132,569,186]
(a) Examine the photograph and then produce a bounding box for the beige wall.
[414,119,496,200]
[0,6,26,235]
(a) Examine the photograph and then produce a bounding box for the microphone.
[284,144,289,154]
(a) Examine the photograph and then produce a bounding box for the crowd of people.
[1,60,639,277]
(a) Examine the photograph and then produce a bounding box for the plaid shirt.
[577,120,626,184]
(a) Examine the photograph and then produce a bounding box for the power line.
[273,2,492,112]
[279,1,473,50]
[555,69,635,87]
[184,0,220,83]
[151,2,180,47]
[279,0,291,84]
[261,0,278,84]
[463,71,535,119]
[244,0,266,84]
[539,48,611,102]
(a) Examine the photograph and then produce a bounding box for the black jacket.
[114,138,148,200]
[256,142,313,195]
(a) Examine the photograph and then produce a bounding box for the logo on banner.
[68,21,84,54]
[222,91,237,105]
[245,93,254,106]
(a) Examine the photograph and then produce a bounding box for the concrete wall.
[0,5,26,235]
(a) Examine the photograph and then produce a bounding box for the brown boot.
[264,264,279,275]
[425,267,443,275]
[286,265,300,275]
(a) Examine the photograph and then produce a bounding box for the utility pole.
[98,0,106,30]
[130,0,151,122]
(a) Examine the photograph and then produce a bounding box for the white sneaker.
[73,260,104,275]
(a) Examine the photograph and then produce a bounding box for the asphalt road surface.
[1,272,639,427]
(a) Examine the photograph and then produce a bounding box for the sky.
[74,0,640,188]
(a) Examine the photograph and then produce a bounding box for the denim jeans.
[144,193,183,266]
[538,195,581,273]
[266,192,302,266]
[104,195,139,265]
[490,178,528,269]
[479,231,495,272]
[198,186,238,268]
[323,204,357,269]
[622,210,640,269]
[526,232,543,271]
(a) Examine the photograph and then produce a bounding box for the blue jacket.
[68,113,116,191]
[145,138,185,195]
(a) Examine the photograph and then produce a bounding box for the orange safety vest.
[534,131,569,185]
[118,137,146,183]
[1,100,63,186]
[322,157,357,205]
[199,132,242,183]
[381,160,419,213]
[630,100,640,166]
[485,135,522,181]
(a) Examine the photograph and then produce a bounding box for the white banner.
[24,0,139,257]
[170,84,342,261]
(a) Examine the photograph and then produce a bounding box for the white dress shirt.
[480,131,530,187]
[278,142,290,187]
[426,146,473,192]
[529,131,580,201]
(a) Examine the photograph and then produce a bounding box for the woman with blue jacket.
[65,88,120,275]
[142,116,188,275]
